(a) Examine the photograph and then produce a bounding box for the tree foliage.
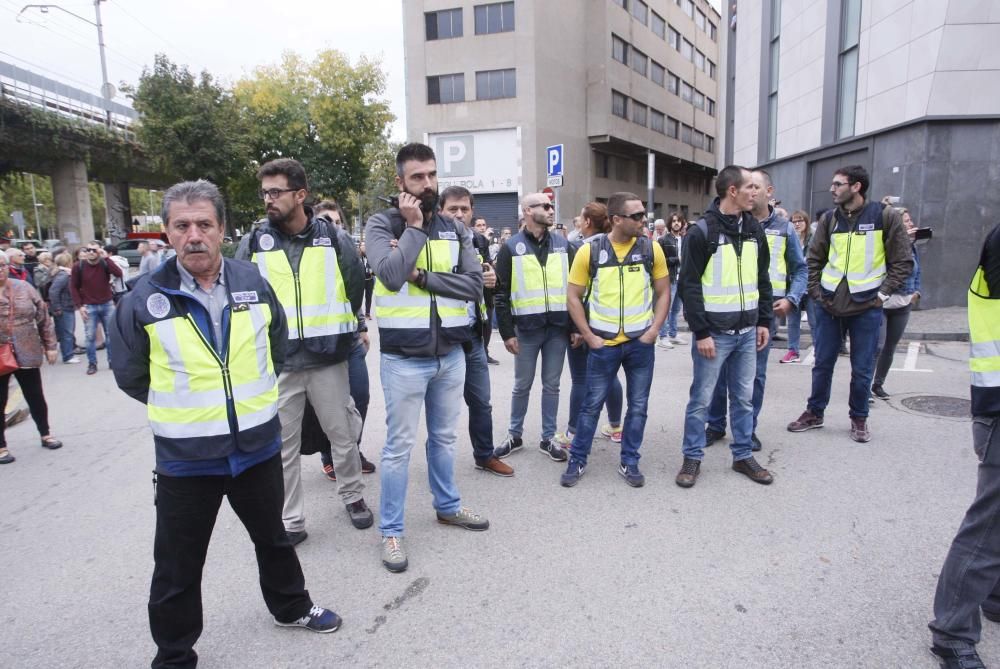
[234,50,394,202]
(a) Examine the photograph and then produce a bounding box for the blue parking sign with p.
[546,144,564,178]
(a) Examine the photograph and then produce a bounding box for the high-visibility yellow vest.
[698,223,760,314]
[821,205,887,294]
[145,303,278,441]
[251,246,355,341]
[510,246,568,316]
[374,238,469,332]
[765,225,789,297]
[969,265,1000,414]
[587,235,654,339]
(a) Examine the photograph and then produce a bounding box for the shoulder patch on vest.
[312,237,332,246]
[516,242,527,255]
[232,291,259,304]
[438,230,458,240]
[146,293,171,319]
[598,249,609,264]
[631,254,643,262]
[765,228,780,235]
[857,223,875,232]
[258,234,275,251]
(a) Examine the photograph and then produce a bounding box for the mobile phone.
[913,227,932,241]
[377,195,400,208]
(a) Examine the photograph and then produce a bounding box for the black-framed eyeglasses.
[258,187,298,200]
[619,211,648,221]
[529,202,555,211]
[830,181,849,189]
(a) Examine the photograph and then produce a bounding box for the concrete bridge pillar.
[102,182,132,243]
[51,160,94,246]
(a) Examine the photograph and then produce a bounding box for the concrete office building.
[725,0,1000,307]
[403,0,723,231]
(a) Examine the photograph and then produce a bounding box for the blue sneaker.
[618,463,645,488]
[494,435,523,459]
[274,605,341,633]
[560,460,586,487]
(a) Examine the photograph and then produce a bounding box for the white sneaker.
[669,336,688,345]
[64,357,81,364]
[657,337,674,349]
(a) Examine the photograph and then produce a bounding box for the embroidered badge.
[259,234,275,251]
[857,223,875,232]
[232,291,259,303]
[598,249,609,264]
[631,254,643,262]
[146,293,171,319]
[313,237,332,246]
[439,231,457,240]
[516,242,527,255]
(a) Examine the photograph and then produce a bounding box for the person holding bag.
[0,252,62,465]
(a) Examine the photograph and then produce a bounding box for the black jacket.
[471,229,495,308]
[658,234,681,283]
[677,198,773,339]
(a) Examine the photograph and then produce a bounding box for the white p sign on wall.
[546,144,564,178]
[436,135,475,177]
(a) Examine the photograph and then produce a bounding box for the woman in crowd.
[657,212,688,349]
[554,202,625,445]
[871,208,922,399]
[782,210,814,363]
[47,252,79,364]
[0,252,62,464]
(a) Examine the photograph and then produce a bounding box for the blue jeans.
[787,299,804,354]
[566,341,622,434]
[682,330,756,462]
[659,283,682,339]
[705,333,771,434]
[378,348,465,537]
[463,338,495,463]
[84,301,114,366]
[807,304,882,419]
[569,338,655,466]
[53,310,76,361]
[508,325,567,441]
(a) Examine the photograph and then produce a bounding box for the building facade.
[725,0,1000,307]
[403,0,723,231]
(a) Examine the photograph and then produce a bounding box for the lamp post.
[18,1,114,127]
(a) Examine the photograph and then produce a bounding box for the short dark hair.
[104,244,118,255]
[314,199,347,225]
[834,164,869,197]
[440,185,474,207]
[161,180,226,228]
[716,165,749,199]
[257,158,309,192]
[395,143,436,177]
[607,191,642,217]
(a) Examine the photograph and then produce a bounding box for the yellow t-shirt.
[569,237,668,345]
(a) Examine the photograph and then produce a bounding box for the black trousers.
[873,305,912,387]
[149,454,312,669]
[364,279,374,316]
[0,367,50,445]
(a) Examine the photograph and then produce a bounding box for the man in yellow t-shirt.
[560,192,670,488]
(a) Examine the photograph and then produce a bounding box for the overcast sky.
[0,0,408,138]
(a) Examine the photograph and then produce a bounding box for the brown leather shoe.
[675,457,701,488]
[732,456,773,484]
[787,410,824,432]
[476,456,514,477]
[849,417,871,443]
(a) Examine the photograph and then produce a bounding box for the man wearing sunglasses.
[235,158,373,543]
[71,241,124,375]
[494,192,574,463]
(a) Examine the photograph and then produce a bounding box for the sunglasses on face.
[530,203,555,211]
[619,211,648,221]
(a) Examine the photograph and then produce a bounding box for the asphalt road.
[0,330,989,668]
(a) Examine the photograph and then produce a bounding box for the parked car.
[115,238,146,267]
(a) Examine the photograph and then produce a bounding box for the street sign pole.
[647,150,655,233]
[545,143,565,231]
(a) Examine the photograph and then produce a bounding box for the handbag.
[0,285,18,375]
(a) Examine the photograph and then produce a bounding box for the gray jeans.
[507,325,568,441]
[930,415,1000,649]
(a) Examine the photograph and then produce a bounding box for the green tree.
[124,54,249,205]
[234,50,394,204]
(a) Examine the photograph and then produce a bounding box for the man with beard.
[472,216,498,364]
[675,166,774,488]
[71,240,124,375]
[365,143,489,573]
[439,185,512,477]
[786,165,912,443]
[236,158,373,544]
[110,180,342,669]
[493,192,573,464]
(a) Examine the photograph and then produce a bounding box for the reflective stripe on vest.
[821,228,886,294]
[701,233,760,313]
[145,303,278,440]
[252,246,355,340]
[969,266,1000,388]
[510,252,568,316]
[374,238,467,329]
[588,239,654,339]
[765,228,788,297]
